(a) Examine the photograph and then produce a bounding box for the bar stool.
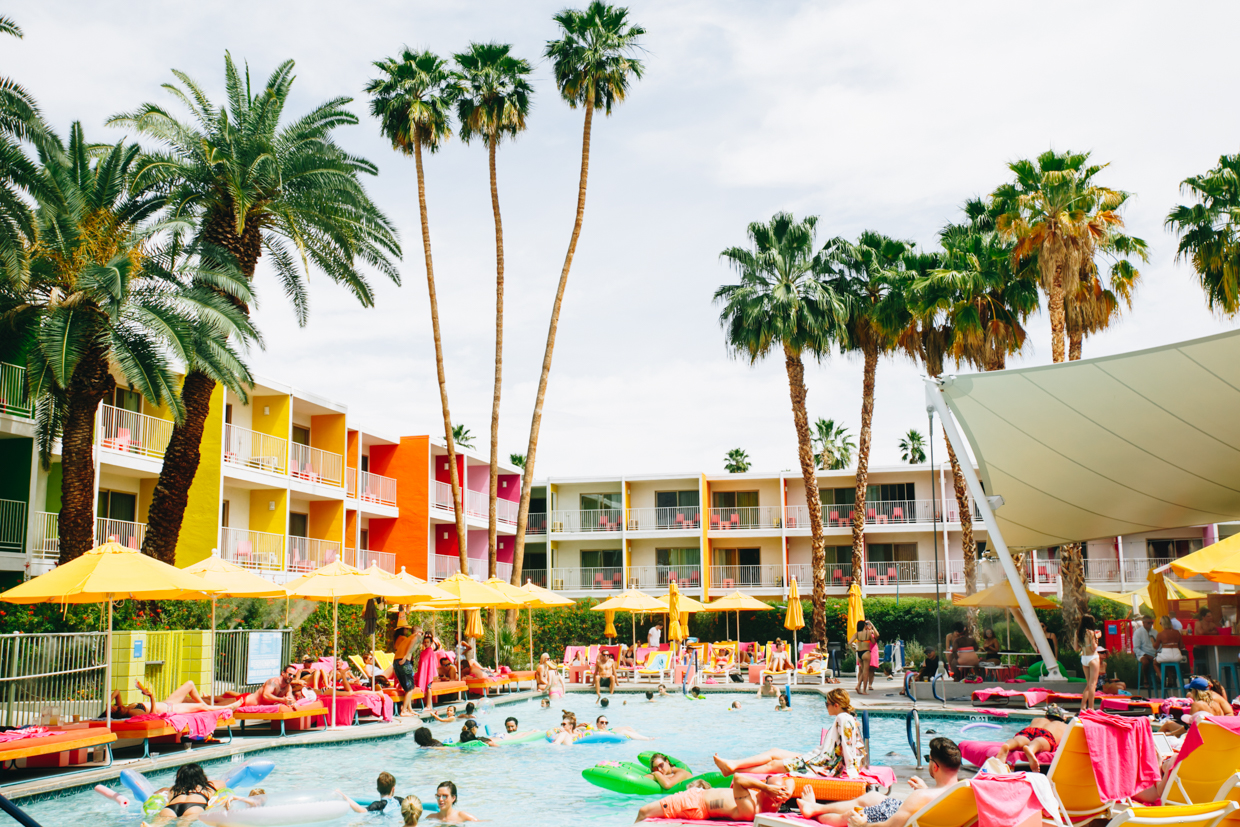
[1159,660,1184,698]
[1221,662,1240,699]
[1136,659,1157,696]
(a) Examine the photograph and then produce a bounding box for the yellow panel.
[174,385,224,567]
[309,500,343,542]
[138,478,156,523]
[249,489,287,535]
[251,394,290,440]
[701,474,711,598]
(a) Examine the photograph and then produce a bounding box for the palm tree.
[454,42,533,580]
[715,212,846,645]
[111,53,400,563]
[452,424,476,450]
[510,2,645,597]
[723,448,751,474]
[898,430,926,464]
[821,231,913,583]
[0,15,50,284]
[508,453,526,470]
[812,418,854,470]
[1168,152,1240,316]
[367,48,468,571]
[2,124,255,562]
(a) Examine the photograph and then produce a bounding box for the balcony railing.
[710,564,783,589]
[522,569,548,589]
[433,481,455,511]
[549,509,624,533]
[356,470,398,506]
[0,498,25,554]
[497,498,517,525]
[629,564,701,591]
[0,362,31,419]
[95,517,146,550]
[287,536,342,572]
[434,554,487,581]
[813,499,980,527]
[550,566,624,591]
[223,424,287,476]
[626,507,701,531]
[99,404,173,460]
[527,513,547,535]
[356,548,396,574]
[30,511,57,559]
[290,442,343,487]
[708,506,782,531]
[220,527,285,571]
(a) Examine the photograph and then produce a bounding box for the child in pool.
[430,705,457,723]
[775,694,789,712]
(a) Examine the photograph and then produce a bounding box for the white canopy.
[937,328,1240,550]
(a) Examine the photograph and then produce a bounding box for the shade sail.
[937,328,1240,549]
[951,580,1058,610]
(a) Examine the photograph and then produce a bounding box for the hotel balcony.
[431,482,518,526]
[707,506,782,532]
[356,548,396,574]
[625,507,701,532]
[787,498,982,529]
[96,517,146,550]
[216,527,395,575]
[433,553,511,583]
[0,362,32,419]
[0,498,27,554]
[548,509,624,534]
[710,564,784,590]
[99,404,173,461]
[290,442,343,487]
[223,424,288,476]
[629,564,701,591]
[346,468,398,506]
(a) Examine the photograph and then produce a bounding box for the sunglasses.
[598,720,609,725]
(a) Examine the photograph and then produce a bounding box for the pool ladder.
[905,708,923,769]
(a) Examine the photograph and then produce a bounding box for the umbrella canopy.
[183,556,286,597]
[421,572,511,609]
[706,591,774,612]
[465,608,485,639]
[0,542,222,603]
[846,582,865,639]
[784,577,805,632]
[604,609,617,638]
[285,561,438,604]
[666,581,684,642]
[656,592,707,613]
[519,581,574,608]
[1087,580,1207,612]
[591,589,666,613]
[1147,569,1171,632]
[952,580,1058,610]
[1170,534,1240,584]
[482,577,534,610]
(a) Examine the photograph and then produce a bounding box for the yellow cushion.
[1131,802,1232,817]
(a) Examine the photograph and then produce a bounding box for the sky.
[10,1,1240,478]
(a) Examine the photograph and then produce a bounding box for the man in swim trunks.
[595,651,617,700]
[596,714,652,741]
[994,711,1067,772]
[635,774,795,822]
[221,670,297,709]
[794,737,962,826]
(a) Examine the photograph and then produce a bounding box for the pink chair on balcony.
[786,512,797,528]
[710,514,721,531]
[832,568,843,585]
[886,566,898,584]
[892,506,905,522]
[875,508,887,525]
[828,510,839,527]
[867,508,877,523]
[595,572,606,589]
[611,572,623,589]
[234,540,253,565]
[730,513,740,529]
[866,567,878,585]
[675,513,685,528]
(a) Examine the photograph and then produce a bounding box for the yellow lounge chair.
[1105,802,1237,827]
[1045,719,1112,824]
[374,651,394,672]
[760,642,793,685]
[703,642,737,679]
[795,643,829,685]
[904,780,979,827]
[637,651,671,683]
[348,655,368,676]
[1163,719,1240,808]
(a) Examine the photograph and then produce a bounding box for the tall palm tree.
[454,42,533,579]
[822,231,913,583]
[723,448,750,474]
[715,212,846,644]
[510,2,645,598]
[367,49,468,571]
[1168,152,1240,316]
[0,15,52,285]
[2,124,255,562]
[812,418,854,470]
[898,430,925,464]
[111,53,401,563]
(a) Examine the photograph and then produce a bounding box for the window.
[866,482,914,502]
[655,491,698,527]
[524,548,547,571]
[1148,538,1204,559]
[827,488,855,506]
[108,386,141,413]
[530,496,546,514]
[221,500,230,528]
[712,491,759,509]
[97,490,137,522]
[656,491,699,509]
[224,404,232,424]
[713,548,760,567]
[289,512,308,537]
[360,529,368,550]
[656,548,700,567]
[580,493,622,512]
[825,545,851,565]
[360,455,369,472]
[292,426,310,446]
[581,549,621,569]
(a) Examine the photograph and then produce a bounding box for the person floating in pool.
[427,781,478,823]
[775,694,789,712]
[111,680,241,718]
[635,775,795,823]
[794,737,963,826]
[366,772,399,812]
[414,727,446,748]
[595,714,652,740]
[645,753,693,790]
[550,710,579,745]
[755,675,779,699]
[714,689,863,778]
[459,719,496,747]
[141,762,224,824]
[401,795,424,826]
[430,704,459,723]
[535,653,554,691]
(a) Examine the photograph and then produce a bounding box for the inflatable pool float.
[582,752,727,795]
[198,791,353,826]
[497,730,546,745]
[121,760,274,817]
[546,725,628,744]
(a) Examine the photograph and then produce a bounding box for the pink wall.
[498,535,513,563]
[467,529,488,560]
[499,474,520,502]
[466,463,489,493]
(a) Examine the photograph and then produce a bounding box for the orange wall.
[381,435,430,578]
[345,508,357,549]
[346,431,359,471]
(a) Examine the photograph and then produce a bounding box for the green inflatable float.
[581,752,728,795]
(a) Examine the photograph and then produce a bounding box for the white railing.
[1083,558,1122,583]
[710,564,783,588]
[99,403,173,460]
[356,548,396,574]
[357,470,398,506]
[287,536,343,572]
[0,497,25,553]
[95,517,146,550]
[788,563,815,586]
[0,632,108,727]
[522,569,548,589]
[1121,557,1172,584]
[550,566,624,591]
[223,424,287,476]
[527,513,547,535]
[220,527,285,571]
[497,497,517,525]
[785,505,810,529]
[628,564,701,591]
[433,480,455,510]
[708,506,782,531]
[549,509,624,533]
[30,511,57,559]
[626,506,701,531]
[290,442,343,487]
[465,488,486,518]
[434,554,487,581]
[0,362,31,419]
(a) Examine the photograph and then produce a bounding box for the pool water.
[23,696,1022,826]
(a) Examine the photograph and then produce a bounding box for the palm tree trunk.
[510,97,595,612]
[414,139,468,569]
[944,436,981,639]
[486,132,503,580]
[141,369,216,564]
[1049,267,1067,364]
[784,345,827,644]
[58,348,112,562]
[1060,546,1085,650]
[850,342,878,582]
[1068,329,1083,361]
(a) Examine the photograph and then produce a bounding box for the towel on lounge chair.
[0,726,54,743]
[972,687,1050,707]
[960,741,1054,770]
[1078,709,1160,801]
[125,709,233,740]
[1173,715,1240,766]
[237,698,322,713]
[970,773,1052,827]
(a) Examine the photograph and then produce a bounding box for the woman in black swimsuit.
[155,763,218,821]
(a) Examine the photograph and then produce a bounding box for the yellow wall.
[309,500,343,542]
[174,385,224,567]
[137,478,156,523]
[249,489,287,535]
[252,394,290,439]
[312,414,346,488]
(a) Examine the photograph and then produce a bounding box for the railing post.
[4,637,19,728]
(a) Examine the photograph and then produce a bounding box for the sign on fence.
[245,632,284,685]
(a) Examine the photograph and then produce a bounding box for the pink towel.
[0,726,53,743]
[415,647,439,697]
[1078,710,1160,801]
[959,741,1053,769]
[972,688,1050,706]
[972,775,1042,827]
[125,710,232,740]
[1173,716,1240,766]
[351,691,393,721]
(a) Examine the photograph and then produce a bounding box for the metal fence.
[214,629,294,697]
[0,632,108,727]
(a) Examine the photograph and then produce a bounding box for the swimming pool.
[21,695,1023,826]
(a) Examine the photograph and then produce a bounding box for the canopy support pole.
[211,598,217,700]
[925,378,1062,680]
[104,598,113,731]
[331,598,338,728]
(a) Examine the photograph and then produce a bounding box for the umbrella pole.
[105,598,113,732]
[528,607,533,672]
[494,610,499,672]
[331,598,338,728]
[211,598,217,701]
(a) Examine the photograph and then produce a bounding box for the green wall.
[45,462,62,513]
[0,438,31,501]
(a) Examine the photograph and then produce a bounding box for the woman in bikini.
[1080,614,1102,711]
[111,680,239,718]
[535,653,554,691]
[146,763,220,823]
[848,621,873,695]
[769,639,793,672]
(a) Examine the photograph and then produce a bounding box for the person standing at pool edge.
[428,781,477,822]
[649,621,663,648]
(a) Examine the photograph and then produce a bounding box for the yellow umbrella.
[604,610,617,639]
[785,576,805,661]
[1147,569,1171,633]
[592,589,666,646]
[1087,581,1207,610]
[0,542,225,730]
[520,580,574,670]
[1170,533,1240,583]
[656,592,707,613]
[704,590,773,641]
[667,581,684,642]
[465,608,485,639]
[951,581,1058,610]
[417,572,511,676]
[846,581,865,643]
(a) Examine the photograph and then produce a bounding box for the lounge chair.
[233,703,328,737]
[759,643,793,685]
[1105,802,1237,827]
[1162,719,1240,808]
[1046,718,1121,824]
[560,646,587,680]
[794,643,829,685]
[427,680,468,706]
[0,728,116,772]
[111,711,234,758]
[703,642,737,680]
[465,673,513,697]
[636,651,671,683]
